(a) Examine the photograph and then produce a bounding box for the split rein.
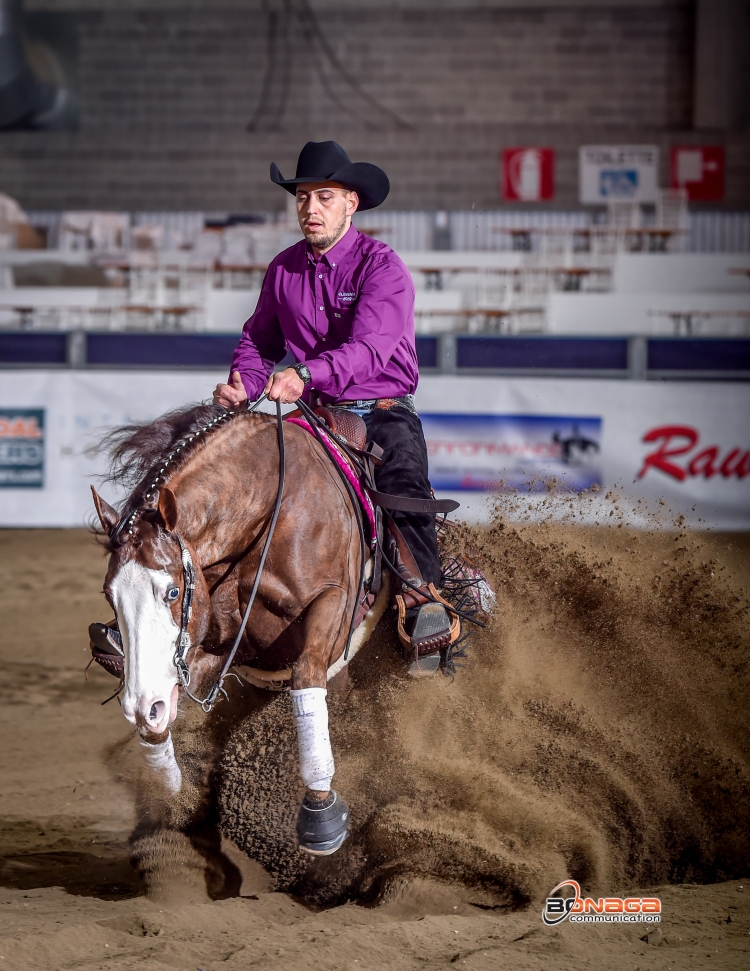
[169,393,481,715]
[105,391,482,717]
[104,394,285,714]
[174,394,285,712]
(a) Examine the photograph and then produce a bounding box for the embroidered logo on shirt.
[337,291,357,303]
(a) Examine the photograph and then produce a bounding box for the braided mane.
[99,402,259,546]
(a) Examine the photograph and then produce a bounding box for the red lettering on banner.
[638,425,698,481]
[688,447,719,478]
[640,426,749,482]
[0,417,43,439]
[720,448,742,477]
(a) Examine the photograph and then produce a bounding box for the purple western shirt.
[229,224,419,403]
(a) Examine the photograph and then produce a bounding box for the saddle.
[314,406,368,451]
[88,403,482,686]
[292,405,462,658]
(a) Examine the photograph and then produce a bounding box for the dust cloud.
[221,509,750,907]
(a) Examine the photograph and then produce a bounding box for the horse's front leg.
[139,730,182,794]
[290,589,350,856]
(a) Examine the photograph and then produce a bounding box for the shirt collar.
[305,223,358,267]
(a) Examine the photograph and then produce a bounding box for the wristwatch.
[291,362,312,386]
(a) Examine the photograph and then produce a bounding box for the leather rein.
[108,394,286,714]
[108,391,480,717]
[173,395,286,713]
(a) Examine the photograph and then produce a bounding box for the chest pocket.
[331,293,357,334]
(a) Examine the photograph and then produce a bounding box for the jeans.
[352,405,441,587]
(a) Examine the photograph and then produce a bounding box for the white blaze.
[111,560,179,734]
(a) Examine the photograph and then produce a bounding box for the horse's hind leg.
[290,591,351,857]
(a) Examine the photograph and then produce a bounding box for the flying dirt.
[214,507,750,906]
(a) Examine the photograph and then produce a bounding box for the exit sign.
[670,146,724,201]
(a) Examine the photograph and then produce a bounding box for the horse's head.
[92,486,210,737]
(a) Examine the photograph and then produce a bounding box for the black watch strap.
[292,363,312,386]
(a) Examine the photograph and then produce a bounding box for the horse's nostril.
[149,703,158,721]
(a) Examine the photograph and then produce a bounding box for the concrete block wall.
[2,2,749,211]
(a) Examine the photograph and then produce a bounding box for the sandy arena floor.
[0,526,748,970]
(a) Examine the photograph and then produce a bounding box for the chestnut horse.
[92,401,389,856]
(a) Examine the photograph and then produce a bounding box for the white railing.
[25,208,750,255]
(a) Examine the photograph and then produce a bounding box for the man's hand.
[213,371,248,409]
[265,368,305,404]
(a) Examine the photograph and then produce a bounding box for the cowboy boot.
[386,516,460,678]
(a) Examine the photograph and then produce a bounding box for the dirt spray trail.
[220,512,750,907]
[1,527,749,971]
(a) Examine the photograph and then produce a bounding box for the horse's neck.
[166,418,277,564]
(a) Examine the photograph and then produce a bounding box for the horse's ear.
[157,487,179,533]
[91,486,119,535]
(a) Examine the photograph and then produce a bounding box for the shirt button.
[318,274,323,279]
[319,306,324,311]
[332,263,336,267]
[322,337,326,342]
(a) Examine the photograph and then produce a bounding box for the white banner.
[417,376,749,528]
[579,145,659,204]
[0,371,748,529]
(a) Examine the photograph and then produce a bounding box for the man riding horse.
[88,142,479,860]
[213,141,455,677]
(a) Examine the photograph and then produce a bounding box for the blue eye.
[166,586,180,602]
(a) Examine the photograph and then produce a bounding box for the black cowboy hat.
[270,140,389,211]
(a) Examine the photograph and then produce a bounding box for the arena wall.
[1,369,747,530]
[4,1,749,211]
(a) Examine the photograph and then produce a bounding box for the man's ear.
[91,486,119,535]
[157,487,179,533]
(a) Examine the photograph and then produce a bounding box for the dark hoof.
[296,791,350,857]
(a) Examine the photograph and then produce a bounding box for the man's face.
[296,182,359,251]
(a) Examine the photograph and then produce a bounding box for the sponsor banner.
[416,376,749,529]
[422,414,601,492]
[501,147,555,201]
[0,372,747,529]
[579,145,659,204]
[670,145,724,202]
[0,408,45,488]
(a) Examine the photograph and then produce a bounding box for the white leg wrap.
[139,732,182,794]
[291,687,335,791]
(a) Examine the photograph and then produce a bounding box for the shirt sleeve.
[305,256,414,397]
[229,267,288,400]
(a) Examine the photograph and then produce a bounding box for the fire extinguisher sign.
[501,148,555,201]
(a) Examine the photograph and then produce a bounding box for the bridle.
[171,395,286,713]
[108,394,286,715]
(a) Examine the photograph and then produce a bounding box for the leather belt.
[335,395,417,414]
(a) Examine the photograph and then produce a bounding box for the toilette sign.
[579,145,659,204]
